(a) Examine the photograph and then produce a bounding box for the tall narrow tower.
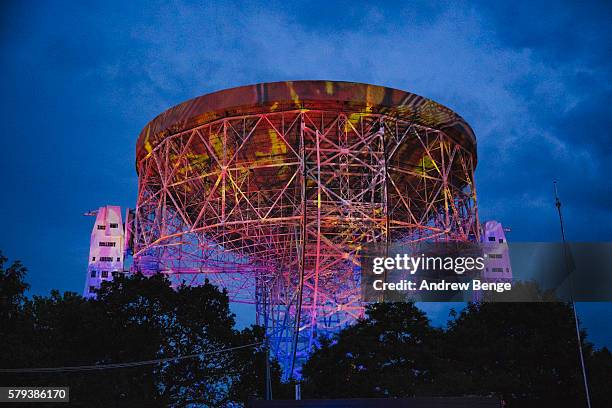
[83,206,126,297]
[481,220,512,283]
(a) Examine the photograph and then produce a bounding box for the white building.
[481,220,512,283]
[83,206,127,297]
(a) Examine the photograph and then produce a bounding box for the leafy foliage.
[443,302,586,406]
[302,302,442,398]
[2,251,611,407]
[302,300,612,407]
[0,253,280,407]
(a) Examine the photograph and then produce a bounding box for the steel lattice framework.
[131,81,479,378]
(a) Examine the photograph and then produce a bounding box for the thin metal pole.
[290,114,307,378]
[554,181,591,408]
[263,285,272,400]
[381,121,389,304]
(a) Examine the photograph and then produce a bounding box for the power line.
[0,342,263,374]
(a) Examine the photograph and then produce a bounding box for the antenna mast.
[554,180,591,408]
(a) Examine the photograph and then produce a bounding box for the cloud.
[1,0,611,294]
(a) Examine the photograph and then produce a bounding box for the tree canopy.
[302,302,442,398]
[0,251,282,407]
[301,300,612,407]
[2,251,611,407]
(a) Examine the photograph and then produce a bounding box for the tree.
[0,251,29,320]
[0,251,34,376]
[3,250,611,406]
[228,325,286,403]
[301,302,442,398]
[300,299,612,407]
[0,252,281,407]
[587,347,612,407]
[443,302,589,407]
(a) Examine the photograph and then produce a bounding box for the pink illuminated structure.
[83,206,132,297]
[481,220,513,283]
[88,81,484,378]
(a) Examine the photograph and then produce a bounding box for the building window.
[492,268,504,272]
[99,242,116,247]
[116,257,121,261]
[89,286,95,293]
[506,268,510,272]
[488,236,496,242]
[91,256,96,261]
[488,253,502,259]
[100,256,113,262]
[110,223,118,228]
[90,270,96,278]
[499,238,504,243]
[97,225,106,230]
[101,271,108,278]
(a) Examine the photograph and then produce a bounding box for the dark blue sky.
[1,1,611,346]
